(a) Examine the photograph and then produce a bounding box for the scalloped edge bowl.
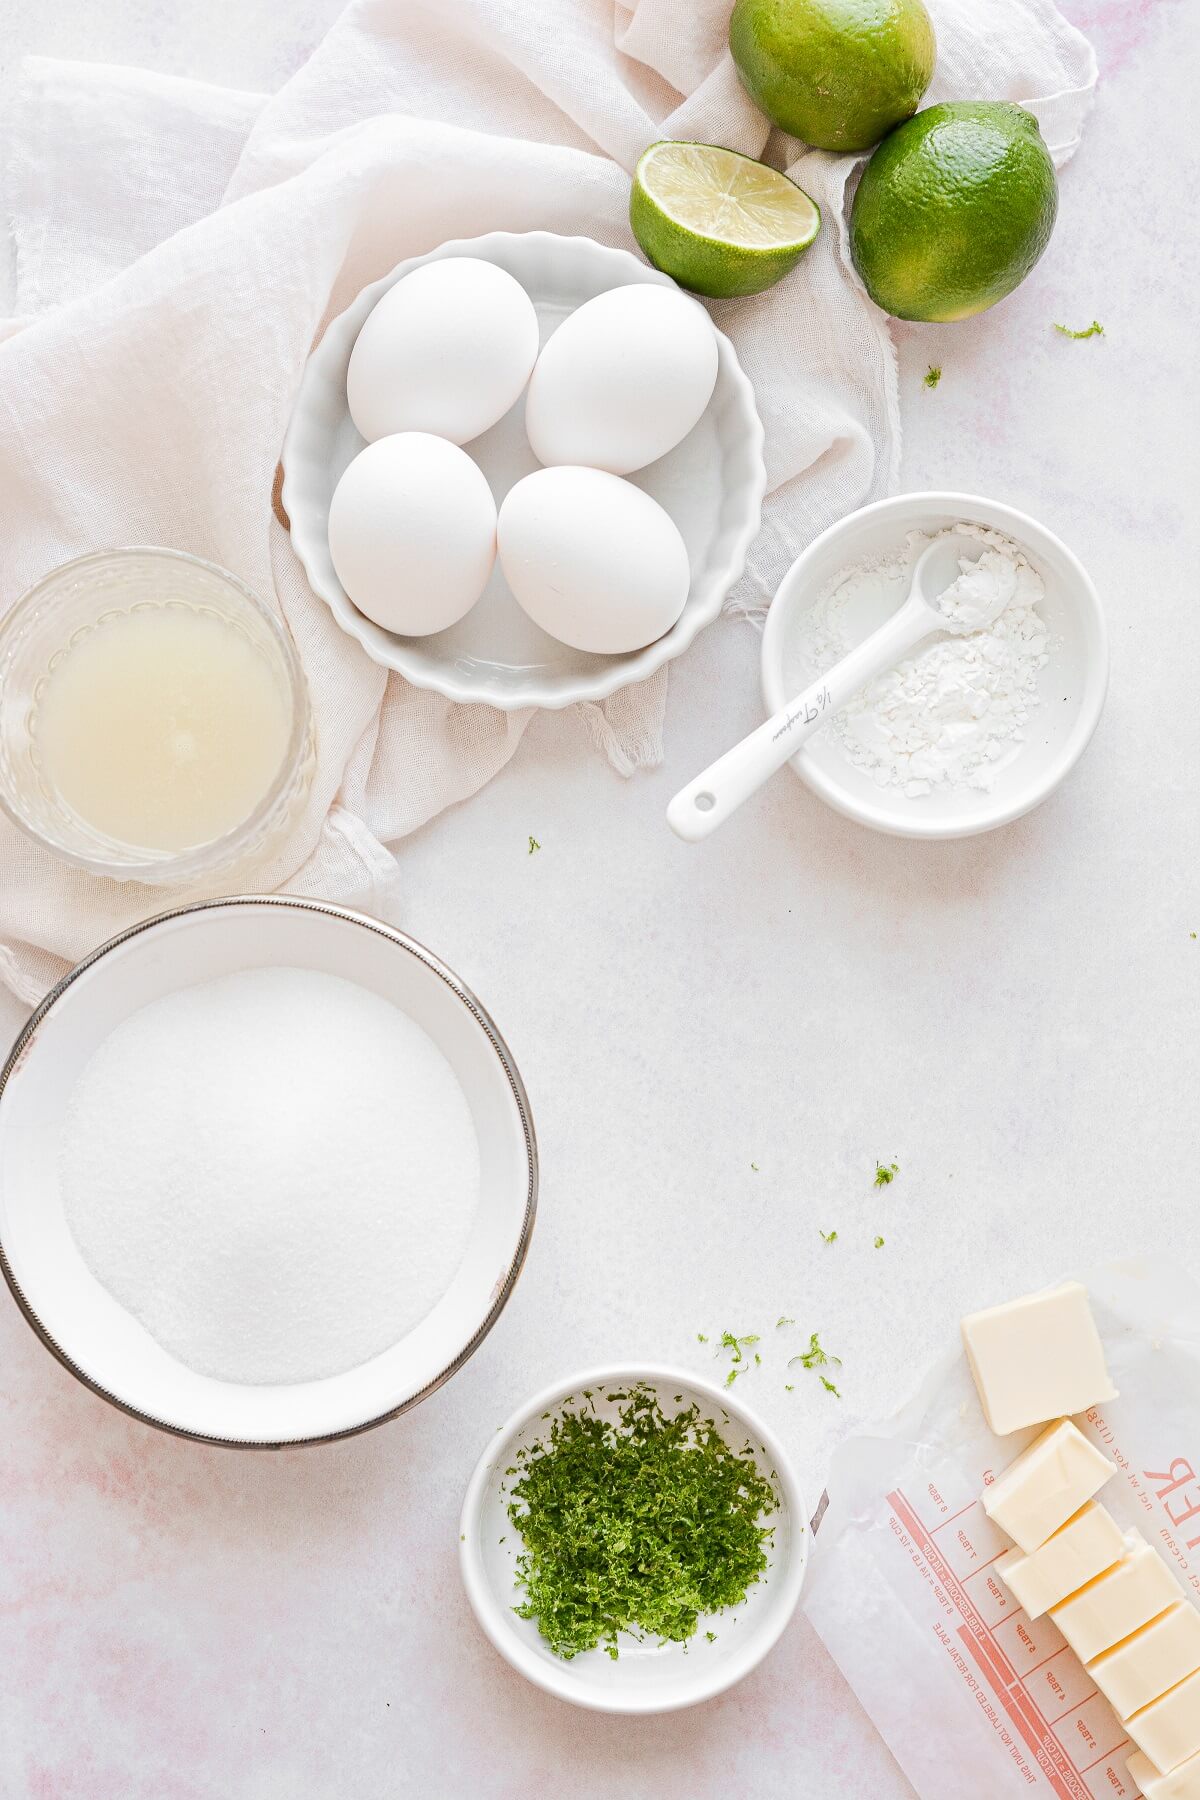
[282,232,765,711]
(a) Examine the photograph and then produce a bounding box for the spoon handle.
[666,597,932,843]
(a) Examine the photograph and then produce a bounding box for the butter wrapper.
[804,1263,1200,1800]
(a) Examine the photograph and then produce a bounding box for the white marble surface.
[1,3,1197,1797]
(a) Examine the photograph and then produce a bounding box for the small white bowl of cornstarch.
[761,491,1108,839]
[459,1364,808,1711]
[0,897,537,1445]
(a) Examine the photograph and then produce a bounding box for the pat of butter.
[1052,1532,1185,1663]
[962,1281,1117,1436]
[1090,1604,1200,1721]
[1126,1667,1200,1777]
[1127,1746,1200,1798]
[996,1501,1124,1619]
[984,1419,1115,1552]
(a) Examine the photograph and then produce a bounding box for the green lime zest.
[791,1332,842,1373]
[924,365,942,388]
[507,1384,778,1660]
[1054,319,1103,339]
[874,1160,899,1186]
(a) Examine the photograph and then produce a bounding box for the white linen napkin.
[0,0,1096,1003]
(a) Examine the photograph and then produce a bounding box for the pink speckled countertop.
[1,3,1196,1796]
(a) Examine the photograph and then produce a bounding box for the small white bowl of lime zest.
[458,1363,808,1713]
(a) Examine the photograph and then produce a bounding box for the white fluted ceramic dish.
[282,232,765,710]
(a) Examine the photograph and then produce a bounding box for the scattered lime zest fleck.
[528,835,541,854]
[874,1160,899,1187]
[1054,319,1104,339]
[819,1228,838,1245]
[874,1236,885,1249]
[923,364,942,388]
[697,1333,708,1343]
[776,1315,794,1329]
[750,1161,760,1171]
[784,1383,794,1392]
[705,1631,717,1643]
[505,1384,779,1661]
[820,1376,842,1398]
[791,1332,842,1373]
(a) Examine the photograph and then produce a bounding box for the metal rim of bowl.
[281,229,767,711]
[0,545,315,882]
[0,893,539,1450]
[760,490,1110,841]
[458,1360,809,1713]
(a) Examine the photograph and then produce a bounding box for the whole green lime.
[850,102,1059,321]
[729,0,936,152]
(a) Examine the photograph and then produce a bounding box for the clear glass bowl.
[0,547,314,885]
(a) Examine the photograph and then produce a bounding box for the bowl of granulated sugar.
[0,896,537,1444]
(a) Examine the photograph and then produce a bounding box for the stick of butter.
[1127,1746,1200,1798]
[983,1419,1115,1552]
[961,1281,1117,1435]
[1090,1604,1200,1721]
[1126,1667,1200,1777]
[1052,1531,1186,1662]
[996,1501,1124,1619]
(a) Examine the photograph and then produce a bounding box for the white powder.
[60,967,481,1386]
[790,524,1049,798]
[935,547,1020,629]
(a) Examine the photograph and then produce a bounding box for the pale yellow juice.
[35,603,292,852]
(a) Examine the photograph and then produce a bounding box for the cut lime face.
[631,141,821,299]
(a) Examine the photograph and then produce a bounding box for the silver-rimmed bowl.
[0,896,537,1446]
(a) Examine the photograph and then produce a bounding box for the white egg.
[328,433,496,637]
[497,467,690,655]
[524,285,719,475]
[347,257,539,446]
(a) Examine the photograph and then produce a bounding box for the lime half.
[631,141,821,299]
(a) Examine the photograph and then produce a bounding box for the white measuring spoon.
[667,532,1000,842]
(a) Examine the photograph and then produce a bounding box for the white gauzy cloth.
[0,0,1095,1003]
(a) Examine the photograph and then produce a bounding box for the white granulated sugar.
[60,967,480,1385]
[791,524,1049,797]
